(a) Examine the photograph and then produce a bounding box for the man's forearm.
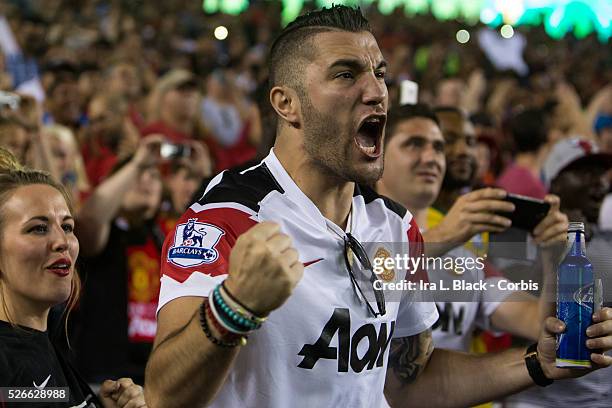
[388,348,533,408]
[145,309,239,407]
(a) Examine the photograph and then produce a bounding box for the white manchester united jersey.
[158,150,438,408]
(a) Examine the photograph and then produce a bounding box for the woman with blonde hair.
[0,146,146,408]
[43,124,91,207]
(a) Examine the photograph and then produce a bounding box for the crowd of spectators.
[0,0,610,390]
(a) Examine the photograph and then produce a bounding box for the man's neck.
[410,207,428,229]
[515,152,541,178]
[274,141,353,229]
[376,181,428,228]
[434,188,461,213]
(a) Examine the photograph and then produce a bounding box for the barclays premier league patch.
[167,218,225,268]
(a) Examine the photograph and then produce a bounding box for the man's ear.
[269,86,301,129]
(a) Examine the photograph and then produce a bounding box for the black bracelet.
[199,301,243,348]
[524,343,554,387]
[221,281,264,319]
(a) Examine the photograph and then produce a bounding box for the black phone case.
[502,194,550,231]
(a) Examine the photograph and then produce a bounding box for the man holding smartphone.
[377,104,567,352]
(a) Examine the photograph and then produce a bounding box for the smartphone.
[501,193,550,232]
[160,143,191,160]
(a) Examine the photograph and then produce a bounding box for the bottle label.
[573,283,594,312]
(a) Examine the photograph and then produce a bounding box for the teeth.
[362,145,376,154]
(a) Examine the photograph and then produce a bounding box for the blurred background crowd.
[0,0,610,393]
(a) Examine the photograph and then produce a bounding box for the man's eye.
[407,138,425,148]
[434,142,445,152]
[375,71,386,79]
[336,72,354,80]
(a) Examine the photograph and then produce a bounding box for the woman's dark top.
[0,319,100,407]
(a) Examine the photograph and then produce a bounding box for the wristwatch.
[524,343,554,387]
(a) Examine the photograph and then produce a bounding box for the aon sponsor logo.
[432,302,465,335]
[297,308,395,373]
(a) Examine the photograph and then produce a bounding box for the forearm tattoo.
[388,329,434,384]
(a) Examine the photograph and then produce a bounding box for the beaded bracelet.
[220,282,267,325]
[205,301,247,346]
[199,301,244,348]
[208,294,252,335]
[212,285,261,331]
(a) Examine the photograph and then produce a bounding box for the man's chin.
[352,160,384,185]
[442,171,474,190]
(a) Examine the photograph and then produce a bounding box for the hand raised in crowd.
[117,116,141,160]
[424,188,514,255]
[99,378,147,408]
[187,140,213,179]
[132,133,165,168]
[537,308,612,380]
[224,222,304,316]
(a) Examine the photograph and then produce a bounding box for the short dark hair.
[470,111,495,128]
[268,5,371,91]
[508,108,547,153]
[385,103,439,145]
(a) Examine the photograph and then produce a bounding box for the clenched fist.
[99,378,146,408]
[223,222,304,316]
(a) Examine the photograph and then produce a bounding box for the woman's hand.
[99,378,147,408]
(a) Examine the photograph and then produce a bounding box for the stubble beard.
[442,160,477,191]
[299,90,383,186]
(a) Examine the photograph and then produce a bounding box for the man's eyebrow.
[443,130,461,140]
[329,58,388,71]
[404,134,426,141]
[329,58,365,71]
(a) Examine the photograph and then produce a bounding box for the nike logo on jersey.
[297,308,395,373]
[33,374,51,390]
[303,258,324,267]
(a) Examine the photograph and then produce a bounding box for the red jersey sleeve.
[407,217,430,284]
[157,205,257,313]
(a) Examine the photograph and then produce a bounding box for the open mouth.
[355,114,385,158]
[46,258,72,277]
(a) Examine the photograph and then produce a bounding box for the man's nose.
[447,137,470,156]
[362,73,387,107]
[421,143,439,164]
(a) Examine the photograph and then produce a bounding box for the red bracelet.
[205,301,246,344]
